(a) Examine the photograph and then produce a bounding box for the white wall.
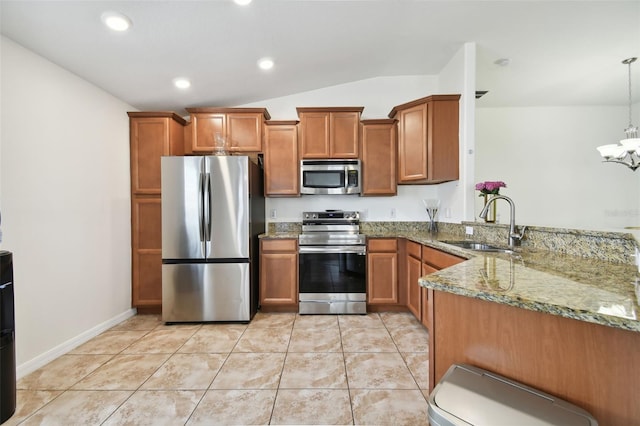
[0,36,134,376]
[241,44,474,224]
[476,105,640,233]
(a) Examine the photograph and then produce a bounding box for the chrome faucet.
[479,195,526,248]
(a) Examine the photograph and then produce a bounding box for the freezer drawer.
[428,364,597,426]
[162,263,251,322]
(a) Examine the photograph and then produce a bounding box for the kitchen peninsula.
[263,221,640,425]
[416,235,639,426]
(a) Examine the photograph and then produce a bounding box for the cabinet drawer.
[406,240,421,259]
[422,245,465,269]
[368,238,397,252]
[261,239,297,252]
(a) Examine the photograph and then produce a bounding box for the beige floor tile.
[271,389,353,425]
[2,390,62,426]
[341,327,397,353]
[288,326,342,352]
[102,390,204,425]
[20,390,132,425]
[388,326,429,352]
[122,327,198,354]
[379,311,423,329]
[293,314,339,329]
[187,389,276,425]
[178,324,246,353]
[233,327,292,352]
[401,352,429,390]
[110,314,163,331]
[17,354,112,390]
[350,389,429,425]
[141,353,227,390]
[338,313,384,329]
[280,353,347,389]
[72,354,170,390]
[69,330,148,355]
[248,312,296,328]
[345,353,417,389]
[211,352,286,389]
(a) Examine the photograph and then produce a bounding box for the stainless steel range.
[298,210,366,314]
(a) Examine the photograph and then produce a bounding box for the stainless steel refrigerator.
[161,155,264,322]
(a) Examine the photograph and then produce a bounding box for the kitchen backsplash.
[267,221,639,265]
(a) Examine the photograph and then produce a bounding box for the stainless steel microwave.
[300,159,361,195]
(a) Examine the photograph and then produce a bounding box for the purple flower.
[475,181,506,195]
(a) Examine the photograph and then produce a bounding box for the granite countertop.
[260,228,640,333]
[412,234,640,333]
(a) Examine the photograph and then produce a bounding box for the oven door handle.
[299,246,366,255]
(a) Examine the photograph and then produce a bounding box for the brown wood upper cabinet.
[264,121,299,197]
[360,119,397,196]
[297,107,363,158]
[186,107,270,153]
[388,94,460,184]
[128,112,186,194]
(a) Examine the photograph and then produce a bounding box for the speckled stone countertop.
[261,221,640,332]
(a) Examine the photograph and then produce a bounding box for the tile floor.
[9,312,431,425]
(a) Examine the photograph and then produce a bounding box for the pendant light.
[596,57,640,171]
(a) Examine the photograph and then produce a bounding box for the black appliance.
[0,251,15,424]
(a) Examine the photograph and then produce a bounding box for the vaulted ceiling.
[1,1,638,113]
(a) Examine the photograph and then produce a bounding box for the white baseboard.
[16,308,137,379]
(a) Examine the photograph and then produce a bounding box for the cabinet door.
[260,239,298,308]
[330,112,360,158]
[299,112,330,158]
[227,113,263,152]
[397,103,428,182]
[429,99,460,182]
[367,252,398,304]
[361,121,397,196]
[264,124,299,196]
[407,254,422,319]
[132,197,162,307]
[191,113,225,153]
[130,117,171,194]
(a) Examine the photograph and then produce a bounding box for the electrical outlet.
[270,209,277,219]
[465,226,474,236]
[390,208,396,219]
[636,247,640,272]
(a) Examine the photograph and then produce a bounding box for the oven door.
[298,245,366,314]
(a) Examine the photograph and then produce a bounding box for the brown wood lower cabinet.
[259,239,298,311]
[420,245,465,326]
[431,290,640,425]
[131,197,162,311]
[366,238,398,306]
[406,241,422,319]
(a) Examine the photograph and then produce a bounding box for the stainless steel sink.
[440,240,514,254]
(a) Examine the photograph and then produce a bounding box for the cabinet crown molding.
[185,107,271,120]
[387,94,461,118]
[127,111,187,125]
[296,106,364,117]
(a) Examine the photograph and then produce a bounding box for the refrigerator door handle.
[204,172,212,242]
[198,172,205,243]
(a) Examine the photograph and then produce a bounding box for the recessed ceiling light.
[234,0,252,5]
[258,58,274,71]
[173,78,191,89]
[101,11,132,32]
